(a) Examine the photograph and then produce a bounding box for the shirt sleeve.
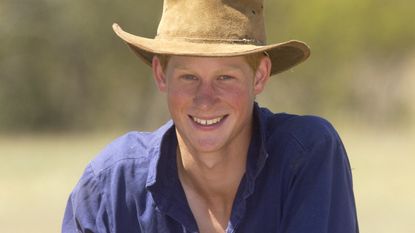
[281,124,359,233]
[62,164,111,233]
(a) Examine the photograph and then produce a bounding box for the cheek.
[168,81,196,97]
[169,85,192,98]
[166,86,192,113]
[220,83,255,102]
[217,89,254,118]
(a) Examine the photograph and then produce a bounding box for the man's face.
[152,55,270,154]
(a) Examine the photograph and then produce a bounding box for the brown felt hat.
[113,0,310,76]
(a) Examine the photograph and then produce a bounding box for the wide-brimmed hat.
[113,0,310,76]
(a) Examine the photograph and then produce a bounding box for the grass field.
[0,126,414,233]
[338,125,415,233]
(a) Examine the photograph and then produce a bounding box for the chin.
[192,138,225,153]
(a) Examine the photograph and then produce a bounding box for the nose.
[193,80,218,109]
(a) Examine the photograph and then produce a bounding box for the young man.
[62,0,359,232]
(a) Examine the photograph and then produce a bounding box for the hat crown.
[156,0,266,45]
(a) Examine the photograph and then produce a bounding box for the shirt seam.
[79,164,111,232]
[90,157,149,177]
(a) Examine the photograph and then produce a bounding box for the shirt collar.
[146,122,199,231]
[238,102,269,200]
[145,120,174,188]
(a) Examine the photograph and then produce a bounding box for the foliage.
[1,0,414,131]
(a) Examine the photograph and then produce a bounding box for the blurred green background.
[1,0,414,232]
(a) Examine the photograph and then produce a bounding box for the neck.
[175,121,253,233]
[176,132,251,203]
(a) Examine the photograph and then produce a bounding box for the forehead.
[166,55,250,71]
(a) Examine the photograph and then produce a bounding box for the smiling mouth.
[190,115,226,126]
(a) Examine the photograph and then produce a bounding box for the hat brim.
[113,23,310,76]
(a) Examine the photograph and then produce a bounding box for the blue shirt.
[62,104,359,233]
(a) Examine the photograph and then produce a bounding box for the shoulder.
[259,107,350,178]
[89,121,173,175]
[89,131,153,175]
[259,107,341,152]
[69,121,173,210]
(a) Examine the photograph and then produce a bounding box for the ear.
[152,56,167,92]
[253,55,271,95]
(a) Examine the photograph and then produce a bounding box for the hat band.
[155,36,265,46]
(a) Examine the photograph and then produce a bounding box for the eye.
[181,75,198,81]
[218,75,234,81]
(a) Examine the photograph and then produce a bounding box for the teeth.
[192,116,224,126]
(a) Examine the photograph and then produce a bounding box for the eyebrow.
[171,63,246,74]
